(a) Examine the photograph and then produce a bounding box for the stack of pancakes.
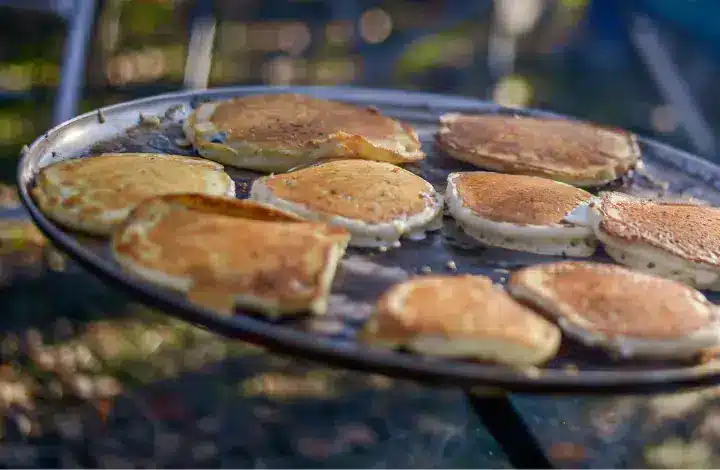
[30,92,720,367]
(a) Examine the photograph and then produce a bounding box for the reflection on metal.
[53,0,97,125]
[628,14,716,156]
[488,0,547,81]
[183,1,217,90]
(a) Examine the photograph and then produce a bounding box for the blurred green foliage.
[0,0,699,184]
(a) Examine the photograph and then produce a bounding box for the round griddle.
[17,86,720,394]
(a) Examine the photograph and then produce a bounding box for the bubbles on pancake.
[597,193,720,268]
[436,114,640,187]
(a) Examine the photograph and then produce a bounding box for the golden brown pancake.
[508,262,720,359]
[184,94,425,172]
[445,172,596,256]
[435,114,640,187]
[451,172,592,225]
[360,275,561,366]
[250,159,443,247]
[111,194,350,317]
[32,153,235,236]
[589,192,720,290]
[595,192,720,265]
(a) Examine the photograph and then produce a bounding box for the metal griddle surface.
[17,86,720,393]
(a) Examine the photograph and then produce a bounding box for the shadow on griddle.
[234,309,312,327]
[549,336,698,372]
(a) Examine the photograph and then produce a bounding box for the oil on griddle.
[77,101,720,373]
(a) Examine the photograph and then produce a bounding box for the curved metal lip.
[16,85,720,394]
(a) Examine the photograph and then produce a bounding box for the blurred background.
[2,0,720,183]
[4,1,720,467]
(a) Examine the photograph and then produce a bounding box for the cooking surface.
[0,214,718,468]
[18,87,720,392]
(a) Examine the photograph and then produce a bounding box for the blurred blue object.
[578,0,717,156]
[638,0,720,44]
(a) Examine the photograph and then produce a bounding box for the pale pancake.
[360,275,561,366]
[250,159,443,247]
[111,194,350,317]
[184,94,425,172]
[508,262,720,359]
[436,114,640,187]
[445,172,597,256]
[589,192,720,290]
[32,153,235,236]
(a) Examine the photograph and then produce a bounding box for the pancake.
[32,153,235,236]
[586,192,720,290]
[435,114,640,187]
[508,262,720,359]
[184,93,425,172]
[249,159,443,247]
[445,172,597,256]
[360,275,561,366]
[111,194,350,317]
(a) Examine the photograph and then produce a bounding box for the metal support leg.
[465,391,553,469]
[620,3,716,156]
[183,0,217,90]
[53,0,97,125]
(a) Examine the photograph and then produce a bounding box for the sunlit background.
[4,2,720,467]
[2,0,720,183]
